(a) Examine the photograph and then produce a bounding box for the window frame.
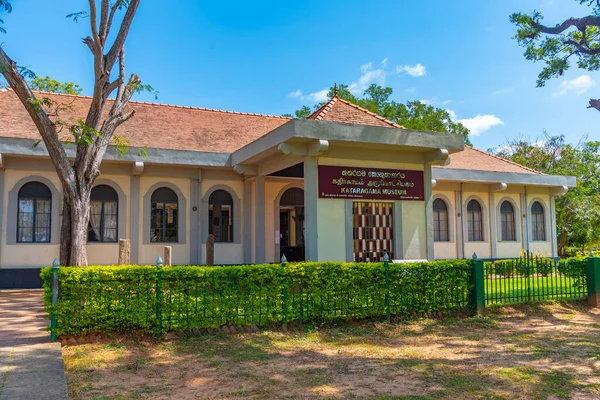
[466,199,484,242]
[17,182,52,244]
[208,189,234,243]
[433,198,450,242]
[531,201,547,242]
[88,185,119,243]
[150,187,179,243]
[500,201,516,242]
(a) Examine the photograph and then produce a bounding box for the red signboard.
[318,165,424,201]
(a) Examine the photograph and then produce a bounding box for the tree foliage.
[0,0,144,266]
[288,83,472,145]
[492,134,600,255]
[511,1,600,111]
[28,76,83,95]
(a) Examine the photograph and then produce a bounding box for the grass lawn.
[62,301,600,400]
[485,276,586,305]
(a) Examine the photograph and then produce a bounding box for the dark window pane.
[19,198,34,214]
[18,184,52,243]
[35,227,50,243]
[19,227,33,242]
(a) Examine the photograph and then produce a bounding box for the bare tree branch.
[105,0,125,41]
[565,39,600,55]
[87,0,102,51]
[0,46,77,199]
[104,0,139,72]
[532,15,600,35]
[98,0,109,45]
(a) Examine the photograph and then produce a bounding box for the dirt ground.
[62,301,600,399]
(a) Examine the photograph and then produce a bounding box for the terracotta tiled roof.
[0,89,290,153]
[436,146,542,175]
[0,89,541,175]
[308,96,406,129]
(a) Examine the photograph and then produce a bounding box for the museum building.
[0,89,576,287]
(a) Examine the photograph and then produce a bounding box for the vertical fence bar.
[50,258,60,342]
[281,255,288,324]
[587,256,600,307]
[156,268,163,335]
[470,259,485,314]
[384,253,390,322]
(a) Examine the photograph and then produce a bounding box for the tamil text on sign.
[318,165,425,201]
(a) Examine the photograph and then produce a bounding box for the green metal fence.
[47,259,474,338]
[483,254,588,305]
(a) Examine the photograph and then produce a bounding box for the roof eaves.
[334,96,406,129]
[13,89,293,120]
[465,145,543,175]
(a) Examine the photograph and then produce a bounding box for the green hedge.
[41,260,473,336]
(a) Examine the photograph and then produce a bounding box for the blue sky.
[1,0,598,151]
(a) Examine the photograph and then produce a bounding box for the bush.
[41,260,473,336]
[557,256,588,290]
[487,257,556,278]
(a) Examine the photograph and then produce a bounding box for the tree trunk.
[558,230,568,257]
[59,192,72,266]
[69,195,91,267]
[60,184,93,266]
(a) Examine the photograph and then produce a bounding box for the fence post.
[384,253,391,322]
[156,257,163,335]
[281,255,288,324]
[586,256,600,307]
[50,258,60,342]
[470,258,485,314]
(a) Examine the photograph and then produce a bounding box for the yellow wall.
[400,201,427,259]
[316,198,346,261]
[2,169,61,268]
[138,176,190,265]
[265,180,296,263]
[432,190,457,259]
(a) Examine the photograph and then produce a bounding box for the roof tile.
[0,89,290,153]
[308,96,406,129]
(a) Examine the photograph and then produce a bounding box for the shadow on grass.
[62,301,600,400]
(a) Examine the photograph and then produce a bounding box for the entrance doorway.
[352,201,394,262]
[279,187,305,262]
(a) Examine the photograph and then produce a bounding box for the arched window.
[531,201,546,241]
[433,198,449,242]
[209,190,233,243]
[467,199,483,242]
[500,201,516,241]
[88,185,118,242]
[17,182,51,243]
[151,187,178,243]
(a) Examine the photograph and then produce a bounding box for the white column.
[254,175,266,263]
[489,192,497,259]
[424,165,434,261]
[243,179,252,263]
[303,157,319,261]
[550,195,558,257]
[520,191,529,251]
[455,189,464,259]
[129,175,140,264]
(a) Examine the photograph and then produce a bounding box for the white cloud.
[287,89,303,99]
[348,60,388,95]
[553,74,596,96]
[446,109,457,120]
[307,88,329,103]
[396,63,427,77]
[441,99,453,106]
[458,114,504,136]
[492,88,513,96]
[419,97,435,105]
